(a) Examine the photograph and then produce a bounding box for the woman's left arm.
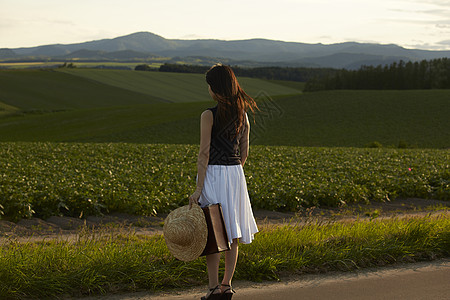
[239,113,250,167]
[189,110,213,207]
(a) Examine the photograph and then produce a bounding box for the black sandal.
[201,285,221,300]
[220,284,235,300]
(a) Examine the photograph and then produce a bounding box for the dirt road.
[83,259,450,300]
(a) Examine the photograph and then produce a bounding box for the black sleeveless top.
[208,106,243,165]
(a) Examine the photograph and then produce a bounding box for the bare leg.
[205,252,221,296]
[221,238,239,292]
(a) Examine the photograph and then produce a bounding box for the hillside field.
[0,69,449,147]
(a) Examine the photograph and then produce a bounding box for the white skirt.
[199,164,258,245]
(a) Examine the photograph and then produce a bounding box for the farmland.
[0,142,448,221]
[0,68,449,218]
[0,68,301,107]
[0,67,449,299]
[255,89,450,148]
[57,68,302,102]
[0,68,449,221]
[0,69,449,147]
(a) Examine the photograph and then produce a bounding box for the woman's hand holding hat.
[189,186,202,208]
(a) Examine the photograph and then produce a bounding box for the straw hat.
[163,204,208,262]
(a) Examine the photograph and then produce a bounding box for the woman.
[189,64,259,300]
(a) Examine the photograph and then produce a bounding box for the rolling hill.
[0,69,163,111]
[0,69,301,108]
[57,69,301,103]
[0,69,448,148]
[0,68,302,142]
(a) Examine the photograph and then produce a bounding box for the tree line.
[304,58,450,91]
[136,58,450,91]
[135,63,336,82]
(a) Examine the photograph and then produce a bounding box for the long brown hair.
[205,64,258,139]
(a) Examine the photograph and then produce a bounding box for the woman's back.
[208,106,244,166]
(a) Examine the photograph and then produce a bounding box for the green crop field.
[0,68,449,220]
[1,69,449,147]
[0,68,301,108]
[57,68,301,103]
[254,89,450,148]
[0,69,162,110]
[0,69,306,143]
[0,142,448,221]
[0,69,448,147]
[0,102,206,143]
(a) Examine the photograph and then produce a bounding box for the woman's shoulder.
[201,109,213,116]
[201,109,213,122]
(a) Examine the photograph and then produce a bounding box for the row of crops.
[0,142,448,220]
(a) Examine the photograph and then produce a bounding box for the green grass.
[0,90,449,148]
[265,79,306,91]
[0,69,448,147]
[1,214,448,299]
[1,143,448,220]
[57,69,301,103]
[0,69,162,111]
[0,103,206,142]
[0,68,300,109]
[252,90,450,148]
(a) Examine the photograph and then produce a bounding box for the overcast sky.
[1,0,450,50]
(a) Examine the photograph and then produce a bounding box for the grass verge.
[1,214,449,299]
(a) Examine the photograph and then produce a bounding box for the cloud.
[386,8,450,21]
[387,1,450,26]
[343,37,384,44]
[403,0,450,7]
[393,8,450,17]
[0,16,76,30]
[44,19,76,26]
[421,9,450,18]
[381,18,450,26]
[422,0,450,6]
[405,39,450,50]
[437,39,450,45]
[406,43,443,50]
[179,34,207,39]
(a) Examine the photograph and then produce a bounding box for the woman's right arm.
[239,113,250,167]
[189,110,213,207]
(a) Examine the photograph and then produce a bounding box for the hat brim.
[163,205,208,262]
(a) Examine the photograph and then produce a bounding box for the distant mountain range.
[2,32,450,69]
